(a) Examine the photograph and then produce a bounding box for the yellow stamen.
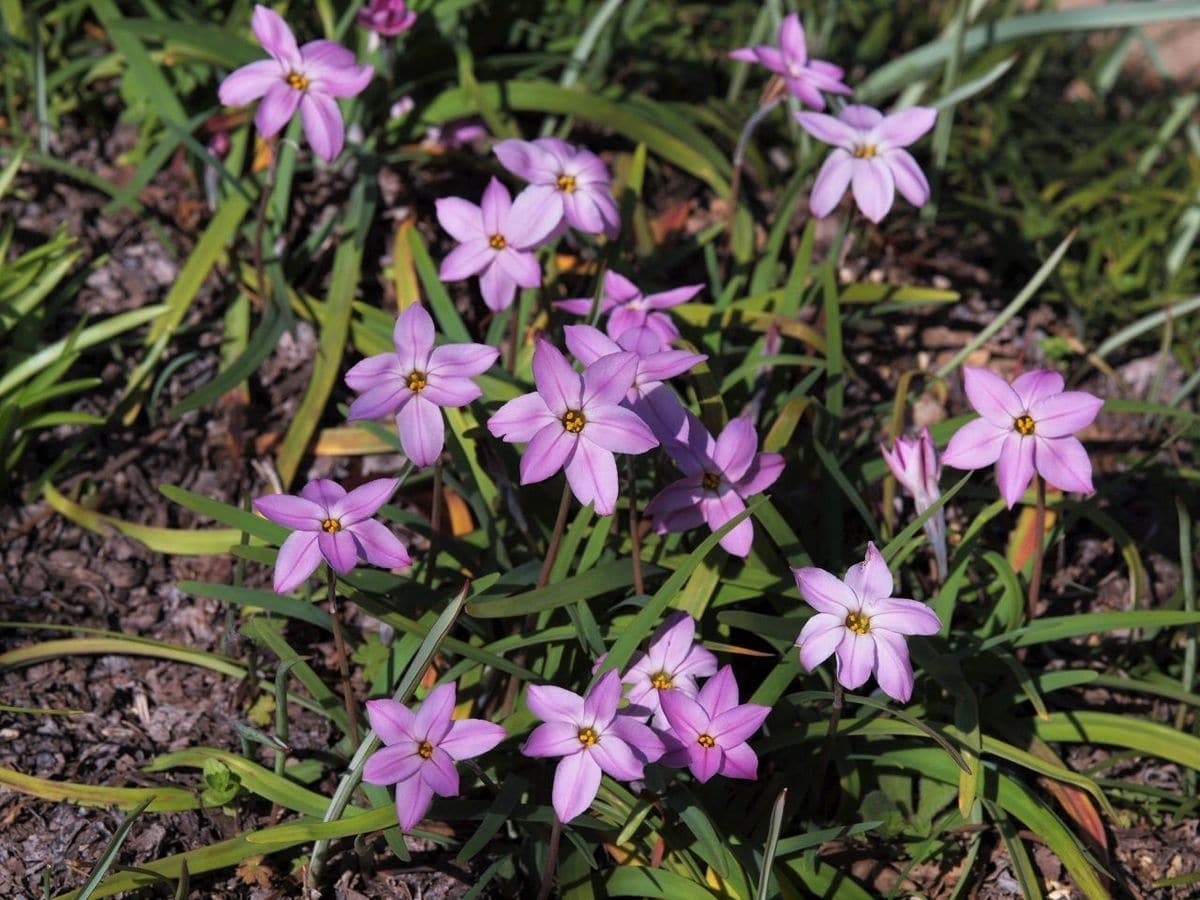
[650,671,674,691]
[407,370,428,392]
[563,409,586,434]
[702,472,721,491]
[417,740,434,759]
[286,71,309,91]
[852,144,877,159]
[1014,414,1035,436]
[697,734,716,749]
[489,233,507,250]
[321,518,342,534]
[557,173,577,193]
[577,727,598,747]
[844,611,870,635]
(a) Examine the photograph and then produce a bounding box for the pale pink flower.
[729,13,851,110]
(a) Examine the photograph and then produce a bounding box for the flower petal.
[706,489,754,558]
[659,690,707,742]
[348,518,411,570]
[299,91,345,163]
[1030,391,1102,438]
[439,240,494,282]
[796,111,858,149]
[219,59,282,107]
[318,529,358,574]
[851,157,895,223]
[488,391,557,443]
[422,746,460,797]
[689,744,722,783]
[441,719,506,761]
[564,436,619,515]
[941,417,1009,471]
[253,493,323,530]
[552,751,602,823]
[808,149,854,218]
[362,744,421,786]
[507,183,562,248]
[347,382,408,421]
[718,741,759,780]
[834,631,876,690]
[478,261,518,311]
[590,734,644,781]
[435,197,485,244]
[1034,436,1094,496]
[421,375,481,408]
[494,247,542,289]
[396,394,445,468]
[520,423,576,485]
[871,630,915,703]
[300,479,345,509]
[479,177,512,236]
[527,684,584,725]
[251,4,301,69]
[647,613,696,671]
[868,597,942,636]
[583,670,623,729]
[872,107,936,149]
[581,352,638,408]
[345,352,403,392]
[713,417,758,483]
[272,531,323,593]
[841,104,885,131]
[302,41,372,97]
[332,478,399,524]
[394,775,434,832]
[255,82,301,139]
[963,366,1023,423]
[794,566,858,614]
[996,433,1036,508]
[392,303,435,371]
[426,342,500,378]
[582,405,658,455]
[844,541,893,602]
[564,325,621,367]
[697,665,740,716]
[366,698,415,745]
[711,703,770,746]
[533,339,582,416]
[733,452,784,497]
[609,715,665,765]
[887,148,930,208]
[796,613,845,672]
[1011,369,1065,409]
[778,13,807,64]
[643,480,707,535]
[523,722,583,758]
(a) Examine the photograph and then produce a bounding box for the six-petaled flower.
[556,271,702,344]
[729,13,851,109]
[494,137,621,239]
[659,665,770,782]
[622,613,718,729]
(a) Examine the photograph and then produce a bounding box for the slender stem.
[537,481,574,590]
[252,157,278,307]
[1027,475,1047,621]
[725,89,784,278]
[425,461,444,588]
[507,305,521,374]
[627,456,644,595]
[810,681,844,811]
[327,568,361,747]
[1176,497,1195,731]
[535,816,563,900]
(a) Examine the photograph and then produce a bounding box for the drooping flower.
[253,478,410,594]
[563,324,706,403]
[356,0,417,37]
[345,303,499,467]
[797,104,936,223]
[363,683,506,831]
[729,13,851,110]
[494,138,620,239]
[218,5,373,163]
[436,178,558,312]
[881,426,947,579]
[659,665,770,783]
[622,613,718,729]
[522,670,664,823]
[794,542,941,702]
[644,415,783,558]
[487,339,658,516]
[555,271,702,343]
[941,368,1103,509]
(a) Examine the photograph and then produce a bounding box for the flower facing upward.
[794,542,941,702]
[253,478,410,593]
[494,138,620,239]
[356,0,417,37]
[644,415,784,558]
[941,368,1103,509]
[622,613,718,729]
[729,13,851,110]
[659,665,770,783]
[218,5,373,162]
[363,684,506,831]
[563,324,706,403]
[522,670,664,824]
[487,340,658,516]
[555,271,703,344]
[345,303,499,467]
[797,104,937,223]
[436,178,559,312]
[881,426,947,578]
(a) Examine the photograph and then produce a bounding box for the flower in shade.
[493,138,620,239]
[797,104,936,223]
[623,613,718,729]
[563,324,706,404]
[436,178,558,312]
[362,683,506,831]
[555,271,702,343]
[218,5,373,162]
[345,303,499,467]
[522,670,664,823]
[881,426,947,579]
[941,368,1103,509]
[356,0,416,37]
[729,13,851,110]
[659,665,770,782]
[487,339,658,516]
[794,542,941,702]
[644,415,784,558]
[253,478,410,594]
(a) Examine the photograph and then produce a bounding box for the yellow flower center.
[697,734,716,749]
[650,671,674,690]
[844,611,870,635]
[702,472,721,491]
[286,71,309,91]
[556,173,577,193]
[1014,414,1036,436]
[563,409,586,434]
[417,740,434,760]
[852,144,877,159]
[407,370,428,392]
[489,233,507,250]
[321,518,342,534]
[577,727,598,747]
